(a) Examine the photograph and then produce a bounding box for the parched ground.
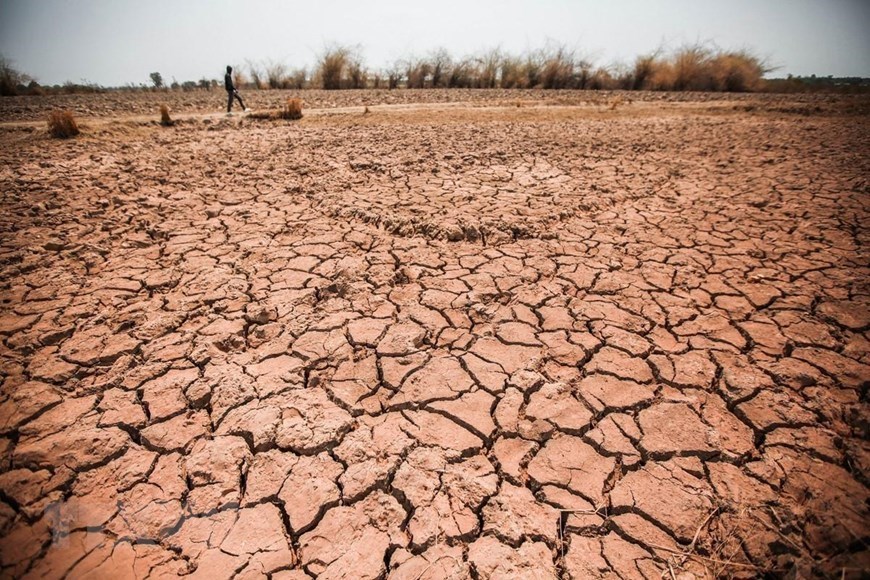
[0,91,868,579]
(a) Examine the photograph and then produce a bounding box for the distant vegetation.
[1,55,33,96]
[2,45,868,96]
[764,74,870,93]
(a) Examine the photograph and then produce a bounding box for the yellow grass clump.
[47,110,79,138]
[159,104,173,126]
[280,98,303,120]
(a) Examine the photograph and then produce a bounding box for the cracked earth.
[0,91,868,579]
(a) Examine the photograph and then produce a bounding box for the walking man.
[225,65,248,114]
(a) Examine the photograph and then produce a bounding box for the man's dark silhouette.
[225,65,247,113]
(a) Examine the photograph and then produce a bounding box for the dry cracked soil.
[0,90,868,579]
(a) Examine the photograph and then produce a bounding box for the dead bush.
[47,110,79,138]
[627,44,767,92]
[246,60,264,89]
[1,55,29,96]
[476,48,502,89]
[672,44,712,90]
[315,45,365,90]
[347,58,367,89]
[265,60,288,89]
[709,51,767,92]
[430,48,451,88]
[631,53,659,90]
[159,104,173,126]
[280,98,303,120]
[288,68,307,90]
[231,66,247,90]
[447,58,475,88]
[539,45,579,89]
[405,57,431,89]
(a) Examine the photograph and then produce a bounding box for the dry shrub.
[539,46,580,89]
[387,63,402,90]
[288,68,307,90]
[447,58,475,88]
[672,45,712,90]
[499,55,526,89]
[47,110,79,138]
[709,51,766,92]
[159,104,173,126]
[430,48,451,88]
[648,59,676,90]
[405,57,432,89]
[246,60,264,89]
[632,54,658,90]
[631,44,768,92]
[265,60,288,89]
[587,67,614,90]
[231,66,247,90]
[319,50,346,89]
[476,48,502,89]
[347,58,367,89]
[1,55,28,96]
[315,45,363,90]
[280,98,303,120]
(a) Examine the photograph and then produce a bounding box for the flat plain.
[0,89,868,579]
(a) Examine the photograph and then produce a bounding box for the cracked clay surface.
[0,91,868,579]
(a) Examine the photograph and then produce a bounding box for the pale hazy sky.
[1,0,868,86]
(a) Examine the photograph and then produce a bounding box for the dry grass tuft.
[159,104,173,126]
[250,99,303,121]
[47,110,79,138]
[280,98,303,120]
[247,110,276,120]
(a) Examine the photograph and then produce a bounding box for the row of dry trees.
[232,43,771,93]
[2,43,771,96]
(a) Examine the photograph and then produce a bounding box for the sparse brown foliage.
[280,98,303,120]
[246,60,264,89]
[47,110,79,138]
[232,66,247,90]
[250,98,303,121]
[626,44,770,92]
[288,68,307,90]
[159,104,173,126]
[315,45,359,90]
[186,42,769,93]
[265,60,288,89]
[14,44,773,97]
[1,55,30,96]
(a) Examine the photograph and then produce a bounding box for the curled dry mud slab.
[0,90,868,579]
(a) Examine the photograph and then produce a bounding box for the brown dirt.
[0,90,868,579]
